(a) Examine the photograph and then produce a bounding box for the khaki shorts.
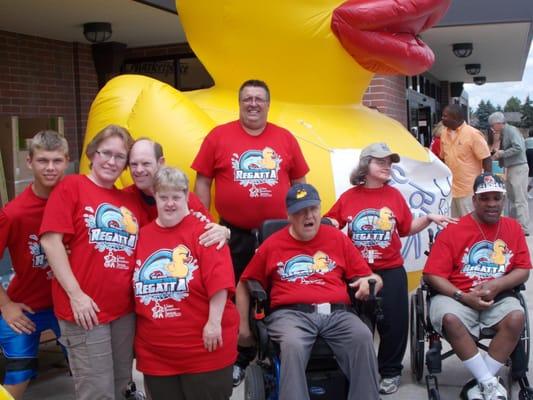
[58,313,135,400]
[429,294,523,338]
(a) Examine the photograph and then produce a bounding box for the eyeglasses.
[95,150,127,164]
[240,96,268,105]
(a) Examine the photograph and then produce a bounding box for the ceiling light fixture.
[452,43,473,58]
[83,22,112,44]
[473,76,486,85]
[465,64,481,75]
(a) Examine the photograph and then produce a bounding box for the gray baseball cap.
[360,142,400,163]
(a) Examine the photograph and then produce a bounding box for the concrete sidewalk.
[16,203,533,400]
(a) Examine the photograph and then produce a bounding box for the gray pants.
[58,313,135,400]
[266,309,380,400]
[506,163,530,234]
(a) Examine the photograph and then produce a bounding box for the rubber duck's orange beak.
[332,0,451,75]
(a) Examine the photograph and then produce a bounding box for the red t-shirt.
[191,120,309,229]
[424,215,532,291]
[40,175,143,323]
[430,137,442,160]
[0,185,53,311]
[122,184,211,224]
[324,185,412,270]
[240,224,372,309]
[134,215,238,375]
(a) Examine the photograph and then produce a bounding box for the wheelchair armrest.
[246,279,268,303]
[349,278,384,330]
[514,283,526,292]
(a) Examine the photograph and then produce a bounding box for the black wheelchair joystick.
[368,278,376,301]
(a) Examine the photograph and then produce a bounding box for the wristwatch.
[452,290,464,302]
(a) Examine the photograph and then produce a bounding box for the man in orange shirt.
[440,104,492,217]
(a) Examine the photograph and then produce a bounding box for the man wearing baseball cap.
[236,183,382,400]
[423,172,531,400]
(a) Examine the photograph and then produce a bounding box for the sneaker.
[465,382,483,400]
[379,375,401,394]
[232,364,245,387]
[479,376,507,400]
[124,382,146,400]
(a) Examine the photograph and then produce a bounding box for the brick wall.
[125,43,192,59]
[363,74,407,127]
[0,30,98,161]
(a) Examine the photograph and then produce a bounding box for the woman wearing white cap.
[325,142,455,395]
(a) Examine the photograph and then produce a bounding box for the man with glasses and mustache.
[192,79,309,386]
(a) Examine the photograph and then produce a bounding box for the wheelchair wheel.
[244,364,266,400]
[429,387,440,400]
[519,387,533,400]
[522,294,530,364]
[410,289,425,382]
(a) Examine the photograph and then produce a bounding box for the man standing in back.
[488,112,530,236]
[440,104,492,217]
[192,79,310,385]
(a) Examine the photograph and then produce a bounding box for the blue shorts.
[0,308,61,385]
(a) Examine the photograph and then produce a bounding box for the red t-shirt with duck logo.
[133,215,238,375]
[191,120,309,230]
[0,185,53,311]
[40,175,143,323]
[240,224,372,309]
[424,215,531,291]
[324,185,412,270]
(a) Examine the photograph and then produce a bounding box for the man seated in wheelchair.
[423,172,531,400]
[236,183,383,400]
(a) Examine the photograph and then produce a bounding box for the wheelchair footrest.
[306,369,347,399]
[426,374,439,397]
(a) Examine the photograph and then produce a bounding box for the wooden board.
[0,151,7,207]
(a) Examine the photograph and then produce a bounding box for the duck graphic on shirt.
[232,147,282,198]
[491,239,507,266]
[166,245,190,279]
[376,207,394,231]
[277,251,336,284]
[461,240,512,286]
[349,208,395,249]
[134,244,198,308]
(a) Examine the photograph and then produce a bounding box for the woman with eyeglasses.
[324,142,455,396]
[40,125,143,400]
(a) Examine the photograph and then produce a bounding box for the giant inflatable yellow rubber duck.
[81,0,451,288]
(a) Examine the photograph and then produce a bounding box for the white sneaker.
[479,376,507,400]
[379,375,401,394]
[466,382,483,400]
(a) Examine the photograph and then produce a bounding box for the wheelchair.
[410,280,533,400]
[243,219,382,400]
